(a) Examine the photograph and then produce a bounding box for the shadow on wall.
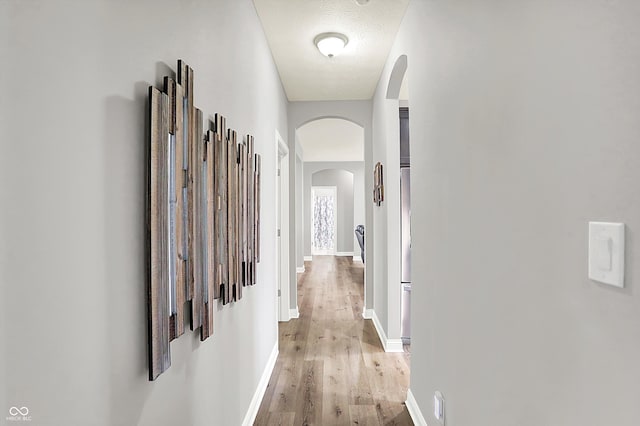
[104,87,154,424]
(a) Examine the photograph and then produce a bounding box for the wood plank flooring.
[255,256,412,426]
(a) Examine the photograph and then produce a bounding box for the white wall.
[371,69,403,342]
[374,0,640,425]
[0,1,287,425]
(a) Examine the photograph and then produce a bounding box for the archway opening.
[387,54,412,347]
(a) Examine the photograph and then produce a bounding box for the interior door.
[311,186,337,255]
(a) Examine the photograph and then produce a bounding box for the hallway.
[255,256,412,425]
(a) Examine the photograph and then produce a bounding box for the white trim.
[370,310,404,353]
[276,129,290,324]
[336,251,354,256]
[304,256,313,261]
[241,342,279,426]
[279,309,291,323]
[352,256,363,262]
[386,339,404,352]
[289,307,300,319]
[406,388,429,426]
[296,266,305,273]
[362,308,374,319]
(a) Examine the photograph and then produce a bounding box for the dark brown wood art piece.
[148,86,171,381]
[373,162,384,206]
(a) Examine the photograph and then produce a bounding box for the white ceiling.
[253,0,410,101]
[297,118,364,162]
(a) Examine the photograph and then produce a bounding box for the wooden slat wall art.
[213,114,228,301]
[163,77,186,341]
[148,86,171,380]
[147,60,263,379]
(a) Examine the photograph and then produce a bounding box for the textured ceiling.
[253,0,410,101]
[298,118,364,162]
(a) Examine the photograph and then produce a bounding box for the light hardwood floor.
[255,256,413,426]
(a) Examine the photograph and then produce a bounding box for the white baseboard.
[304,256,312,261]
[296,266,305,273]
[369,310,404,353]
[289,307,300,319]
[353,256,363,262]
[241,342,279,426]
[386,339,404,352]
[362,308,374,319]
[336,251,355,257]
[406,388,428,426]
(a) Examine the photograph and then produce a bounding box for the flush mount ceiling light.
[355,0,370,4]
[314,32,349,58]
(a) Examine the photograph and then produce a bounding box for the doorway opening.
[295,118,365,318]
[311,186,337,255]
[386,54,412,349]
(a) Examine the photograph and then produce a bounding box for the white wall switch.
[588,222,625,288]
[434,391,445,424]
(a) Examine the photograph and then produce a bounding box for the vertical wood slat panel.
[213,114,228,300]
[255,154,261,266]
[178,61,195,303]
[227,129,238,303]
[202,130,215,340]
[246,136,255,285]
[164,77,186,340]
[148,86,171,380]
[235,138,243,300]
[239,141,248,287]
[174,80,186,335]
[187,66,195,302]
[191,108,204,330]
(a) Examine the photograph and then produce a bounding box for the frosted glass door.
[311,187,337,255]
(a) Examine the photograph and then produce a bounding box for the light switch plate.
[434,391,445,424]
[588,222,625,288]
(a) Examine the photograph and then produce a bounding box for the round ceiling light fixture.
[355,0,370,5]
[314,32,349,58]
